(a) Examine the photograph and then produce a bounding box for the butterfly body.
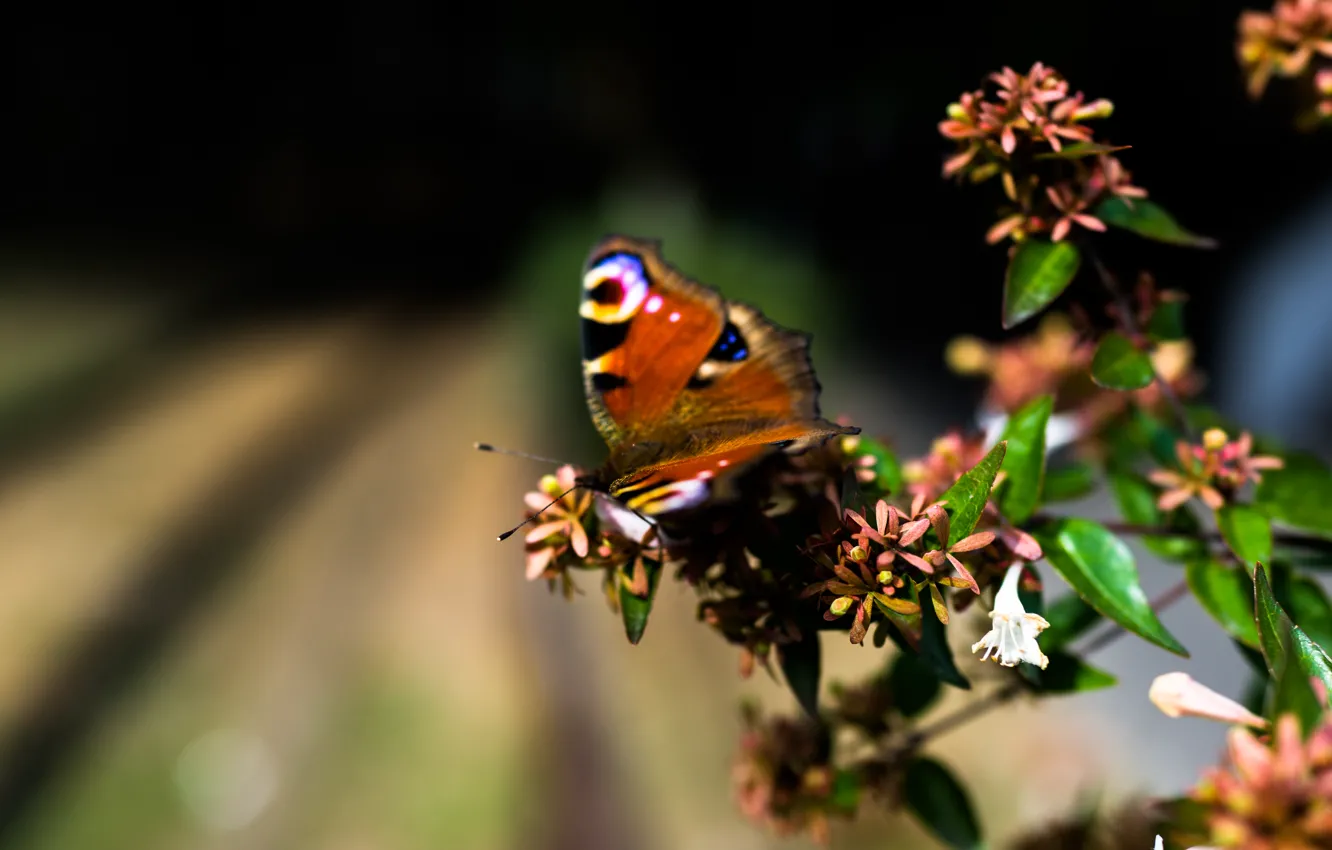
[578,235,858,517]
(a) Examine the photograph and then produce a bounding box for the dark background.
[0,5,1327,849]
[2,1,1323,336]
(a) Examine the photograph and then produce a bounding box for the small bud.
[1203,428,1229,452]
[849,546,869,563]
[945,336,993,374]
[830,596,855,617]
[946,102,969,121]
[1072,98,1114,120]
[876,570,893,585]
[968,162,1000,183]
[840,434,861,453]
[1317,68,1332,96]
[539,473,561,496]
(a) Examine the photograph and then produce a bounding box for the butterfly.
[574,234,859,519]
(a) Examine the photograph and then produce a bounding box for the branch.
[897,576,1191,755]
[1086,250,1196,441]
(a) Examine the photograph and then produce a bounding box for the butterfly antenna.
[496,485,580,542]
[474,442,570,466]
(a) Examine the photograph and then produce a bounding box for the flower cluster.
[939,62,1145,244]
[1148,428,1284,511]
[1190,712,1332,848]
[803,496,995,644]
[731,705,855,845]
[1238,0,1332,125]
[522,464,657,604]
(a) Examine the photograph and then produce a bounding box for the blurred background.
[0,2,1330,848]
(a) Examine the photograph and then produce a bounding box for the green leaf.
[1042,462,1097,503]
[1003,239,1082,329]
[1272,643,1325,733]
[1146,299,1187,341]
[1041,592,1103,652]
[619,557,663,645]
[1158,797,1213,850]
[918,584,970,690]
[1033,142,1131,160]
[1186,559,1260,647]
[1035,518,1189,656]
[1253,563,1293,679]
[1255,451,1332,539]
[1094,196,1217,248]
[1090,332,1154,391]
[778,630,822,717]
[1027,650,1117,693]
[938,441,1007,547]
[1291,626,1332,698]
[1279,570,1332,653]
[903,757,985,850]
[1217,504,1273,566]
[1107,471,1208,561]
[829,769,861,814]
[996,395,1053,524]
[888,650,943,718]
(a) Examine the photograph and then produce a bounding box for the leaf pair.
[1002,198,1212,330]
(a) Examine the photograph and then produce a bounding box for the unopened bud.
[539,474,561,496]
[946,102,969,121]
[850,546,869,563]
[1316,68,1332,95]
[1072,98,1114,120]
[876,570,893,585]
[1149,672,1268,728]
[945,336,993,375]
[1203,428,1229,452]
[968,162,1000,183]
[829,596,855,617]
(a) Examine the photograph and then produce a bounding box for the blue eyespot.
[708,322,749,362]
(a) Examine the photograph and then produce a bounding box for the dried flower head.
[732,706,855,845]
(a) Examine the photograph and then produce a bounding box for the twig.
[1086,250,1196,441]
[899,576,1191,755]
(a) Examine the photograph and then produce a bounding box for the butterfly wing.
[580,235,726,449]
[580,235,858,515]
[607,422,847,515]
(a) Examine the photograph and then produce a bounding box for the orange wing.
[581,235,724,450]
[580,236,858,515]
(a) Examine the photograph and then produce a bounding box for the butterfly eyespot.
[707,321,749,362]
[581,253,650,324]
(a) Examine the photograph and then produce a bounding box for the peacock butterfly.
[572,234,859,518]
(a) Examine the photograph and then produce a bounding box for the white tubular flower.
[970,564,1050,669]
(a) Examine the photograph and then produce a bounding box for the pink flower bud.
[1150,672,1269,728]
